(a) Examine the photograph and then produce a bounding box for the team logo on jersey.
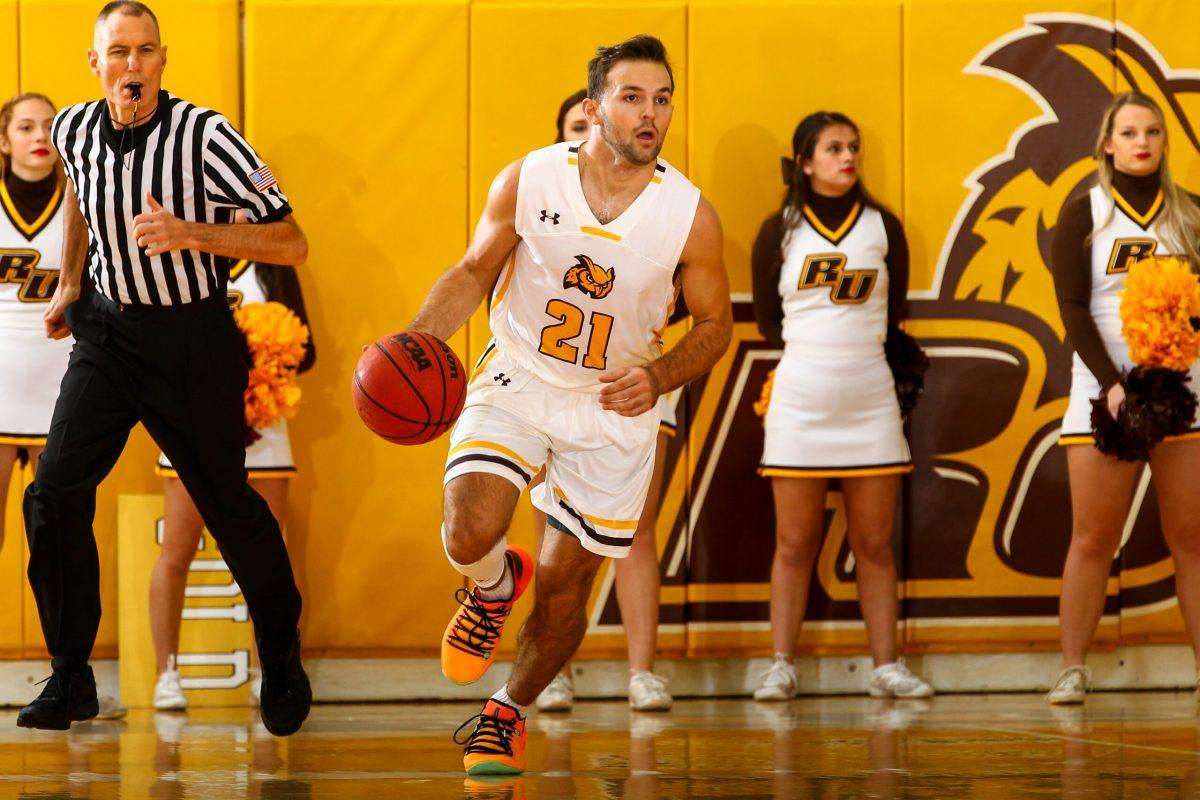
[797,253,878,304]
[1107,238,1158,274]
[540,210,561,225]
[0,249,57,302]
[563,254,616,299]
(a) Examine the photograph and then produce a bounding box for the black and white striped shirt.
[52,90,292,306]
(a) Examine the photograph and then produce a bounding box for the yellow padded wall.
[468,0,687,659]
[245,0,469,654]
[20,0,240,118]
[13,0,240,659]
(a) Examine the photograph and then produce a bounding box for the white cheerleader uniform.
[0,178,71,447]
[1059,184,1200,442]
[760,201,912,477]
[157,259,295,478]
[446,142,700,558]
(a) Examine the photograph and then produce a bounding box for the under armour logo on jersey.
[540,210,561,225]
[493,373,511,386]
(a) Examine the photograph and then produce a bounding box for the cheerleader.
[750,112,932,701]
[0,93,69,555]
[1048,92,1200,703]
[149,256,315,710]
[531,89,675,713]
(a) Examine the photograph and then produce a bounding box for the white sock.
[492,684,526,718]
[442,527,511,600]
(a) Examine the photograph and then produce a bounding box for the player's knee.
[442,516,505,565]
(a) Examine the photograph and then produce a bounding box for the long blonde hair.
[1093,92,1200,267]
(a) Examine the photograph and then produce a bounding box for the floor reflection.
[0,693,1199,798]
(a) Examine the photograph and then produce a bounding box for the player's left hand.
[599,366,659,417]
[132,192,192,257]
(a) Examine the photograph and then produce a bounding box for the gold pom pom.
[1120,256,1200,372]
[234,301,310,432]
[753,368,776,418]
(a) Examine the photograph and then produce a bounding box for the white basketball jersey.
[777,202,889,352]
[491,141,701,391]
[226,259,266,309]
[1087,183,1174,346]
[0,179,66,329]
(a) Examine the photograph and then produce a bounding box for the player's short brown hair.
[587,35,674,100]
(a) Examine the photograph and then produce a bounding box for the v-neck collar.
[0,177,63,240]
[564,143,664,242]
[1112,187,1164,229]
[98,89,170,155]
[802,200,863,245]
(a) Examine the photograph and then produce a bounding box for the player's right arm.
[43,181,88,340]
[408,159,523,342]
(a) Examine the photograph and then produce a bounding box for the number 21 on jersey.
[538,299,614,370]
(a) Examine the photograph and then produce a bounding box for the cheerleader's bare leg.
[1059,445,1139,666]
[0,444,16,550]
[841,474,901,666]
[768,476,829,657]
[1147,438,1200,664]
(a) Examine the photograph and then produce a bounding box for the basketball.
[353,331,468,445]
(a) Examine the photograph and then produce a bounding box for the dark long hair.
[554,89,587,143]
[778,111,883,245]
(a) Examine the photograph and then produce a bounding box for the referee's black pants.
[23,291,302,666]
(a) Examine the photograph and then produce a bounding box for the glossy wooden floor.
[2,693,1200,798]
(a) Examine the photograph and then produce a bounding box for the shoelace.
[759,660,795,684]
[633,672,668,692]
[33,671,65,699]
[445,588,510,658]
[453,711,517,756]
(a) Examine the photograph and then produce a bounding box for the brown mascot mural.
[587,14,1200,654]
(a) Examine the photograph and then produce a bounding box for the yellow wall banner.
[119,496,252,708]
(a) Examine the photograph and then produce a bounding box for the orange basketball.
[352,331,467,445]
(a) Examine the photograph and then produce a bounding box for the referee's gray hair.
[95,1,160,42]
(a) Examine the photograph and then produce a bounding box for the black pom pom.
[1089,366,1197,461]
[885,327,931,417]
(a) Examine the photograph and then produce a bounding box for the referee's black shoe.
[16,660,99,730]
[259,631,312,737]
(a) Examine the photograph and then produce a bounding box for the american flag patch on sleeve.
[247,165,277,193]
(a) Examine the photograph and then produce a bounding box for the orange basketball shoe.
[441,546,534,685]
[455,697,527,775]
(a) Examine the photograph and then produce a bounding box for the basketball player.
[750,112,932,701]
[0,94,69,556]
[409,36,731,774]
[150,255,315,711]
[534,88,676,713]
[1049,92,1200,703]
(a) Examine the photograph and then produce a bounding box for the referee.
[18,1,310,735]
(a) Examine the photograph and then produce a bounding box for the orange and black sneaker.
[455,697,527,775]
[442,546,533,685]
